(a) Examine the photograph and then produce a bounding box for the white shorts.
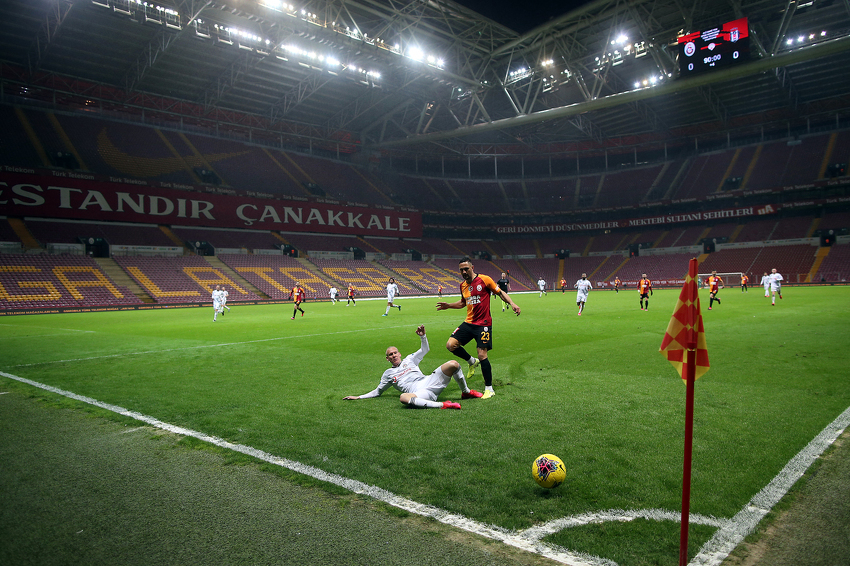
[387,294,396,303]
[411,368,451,401]
[576,292,589,303]
[770,283,781,292]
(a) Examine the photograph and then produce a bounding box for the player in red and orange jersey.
[706,271,724,310]
[288,282,306,319]
[437,257,520,399]
[740,274,749,293]
[560,278,567,293]
[346,283,356,306]
[437,284,443,298]
[638,274,653,311]
[614,277,622,293]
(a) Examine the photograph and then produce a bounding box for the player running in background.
[212,285,222,322]
[638,274,653,311]
[220,286,230,314]
[346,283,356,306]
[741,274,749,293]
[614,277,621,293]
[383,278,402,316]
[761,272,770,297]
[560,278,567,293]
[768,268,783,305]
[437,284,443,298]
[437,257,521,399]
[707,271,724,310]
[289,282,306,319]
[537,277,547,297]
[343,325,481,409]
[329,285,338,304]
[574,273,592,316]
[496,272,511,312]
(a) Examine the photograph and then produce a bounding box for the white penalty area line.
[2,370,848,566]
[4,324,410,369]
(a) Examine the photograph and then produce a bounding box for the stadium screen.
[678,17,749,76]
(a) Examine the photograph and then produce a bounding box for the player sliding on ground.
[342,325,482,409]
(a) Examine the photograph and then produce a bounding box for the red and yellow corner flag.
[659,258,710,380]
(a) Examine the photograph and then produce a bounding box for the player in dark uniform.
[437,260,520,398]
[496,272,510,312]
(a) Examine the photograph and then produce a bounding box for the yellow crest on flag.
[659,259,710,380]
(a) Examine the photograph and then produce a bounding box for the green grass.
[1,286,848,565]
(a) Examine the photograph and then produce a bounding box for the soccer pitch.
[1,286,848,565]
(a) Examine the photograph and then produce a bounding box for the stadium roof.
[2,0,850,161]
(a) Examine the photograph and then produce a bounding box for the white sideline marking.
[0,324,94,333]
[2,370,847,566]
[0,332,98,340]
[690,404,850,566]
[4,325,410,368]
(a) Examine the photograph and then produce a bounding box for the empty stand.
[0,254,143,309]
[171,226,280,251]
[561,256,609,283]
[24,219,175,247]
[609,253,695,283]
[217,254,332,300]
[379,260,461,294]
[814,243,850,281]
[521,258,560,290]
[734,218,777,243]
[308,258,417,297]
[114,255,260,303]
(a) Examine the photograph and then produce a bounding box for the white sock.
[485,385,494,393]
[384,306,390,314]
[469,356,478,366]
[450,369,470,392]
[409,397,442,409]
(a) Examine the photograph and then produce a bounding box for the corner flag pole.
[680,347,696,566]
[659,257,709,566]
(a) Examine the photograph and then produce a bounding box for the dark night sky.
[455,0,592,34]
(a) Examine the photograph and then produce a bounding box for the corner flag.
[660,258,711,566]
[659,258,710,380]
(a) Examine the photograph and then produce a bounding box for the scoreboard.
[678,17,749,76]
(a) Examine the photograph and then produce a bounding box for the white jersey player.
[212,285,222,321]
[329,286,338,304]
[220,287,230,313]
[574,274,592,316]
[768,268,783,305]
[537,278,547,297]
[383,278,401,316]
[761,272,770,297]
[342,325,482,408]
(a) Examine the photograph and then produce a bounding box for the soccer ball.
[532,453,567,489]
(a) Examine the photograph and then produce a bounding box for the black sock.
[480,358,492,387]
[452,346,473,364]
